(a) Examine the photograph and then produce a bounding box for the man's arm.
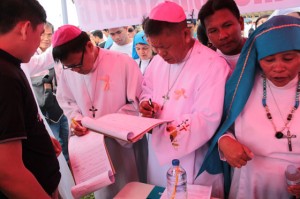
[22,47,55,76]
[0,140,50,199]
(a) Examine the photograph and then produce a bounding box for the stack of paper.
[69,131,115,199]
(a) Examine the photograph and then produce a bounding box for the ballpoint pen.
[148,98,153,107]
[71,118,80,127]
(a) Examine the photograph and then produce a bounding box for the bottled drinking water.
[285,165,300,199]
[286,165,300,186]
[166,159,187,199]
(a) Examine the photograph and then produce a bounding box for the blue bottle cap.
[172,159,180,166]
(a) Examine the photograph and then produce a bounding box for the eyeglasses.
[63,49,85,70]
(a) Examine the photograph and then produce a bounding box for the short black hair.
[197,24,208,46]
[91,30,103,39]
[0,0,46,34]
[52,31,90,62]
[142,17,187,36]
[198,0,240,29]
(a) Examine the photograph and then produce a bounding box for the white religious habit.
[140,40,230,197]
[56,48,143,199]
[135,58,152,75]
[225,74,300,199]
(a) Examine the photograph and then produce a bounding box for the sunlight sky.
[38,0,79,30]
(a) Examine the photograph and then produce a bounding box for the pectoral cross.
[89,106,98,118]
[285,130,297,151]
[161,94,170,110]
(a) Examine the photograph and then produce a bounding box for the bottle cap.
[286,165,298,175]
[172,159,180,166]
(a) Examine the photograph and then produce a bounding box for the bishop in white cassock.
[53,25,144,199]
[139,2,230,198]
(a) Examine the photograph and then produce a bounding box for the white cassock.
[229,74,300,199]
[21,47,75,199]
[56,48,143,199]
[140,40,230,197]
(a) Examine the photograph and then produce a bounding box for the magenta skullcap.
[52,25,82,47]
[149,1,186,23]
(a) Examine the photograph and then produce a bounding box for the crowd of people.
[0,0,300,199]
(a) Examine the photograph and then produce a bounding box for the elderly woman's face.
[259,50,300,87]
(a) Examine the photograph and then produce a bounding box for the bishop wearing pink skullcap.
[139,1,230,198]
[52,24,144,199]
[52,25,82,48]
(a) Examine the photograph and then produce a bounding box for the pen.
[148,98,153,107]
[71,118,80,127]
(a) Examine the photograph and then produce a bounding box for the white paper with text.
[69,131,115,199]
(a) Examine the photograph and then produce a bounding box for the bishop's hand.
[139,100,160,118]
[219,136,254,168]
[288,182,300,199]
[70,119,88,136]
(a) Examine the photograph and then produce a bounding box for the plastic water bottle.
[166,159,187,199]
[286,165,300,186]
[285,165,300,199]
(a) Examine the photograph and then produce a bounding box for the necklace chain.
[83,64,100,118]
[262,73,300,151]
[161,45,194,110]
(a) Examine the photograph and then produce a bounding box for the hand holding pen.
[139,98,160,118]
[70,118,88,136]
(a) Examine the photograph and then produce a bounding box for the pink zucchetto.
[149,1,186,23]
[52,25,82,47]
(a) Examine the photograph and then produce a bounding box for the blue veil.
[132,30,148,59]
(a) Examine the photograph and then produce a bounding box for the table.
[114,181,219,199]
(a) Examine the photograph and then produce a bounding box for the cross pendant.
[162,94,169,102]
[161,94,170,110]
[285,130,297,151]
[89,106,98,118]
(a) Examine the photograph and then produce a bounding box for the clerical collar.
[0,49,22,67]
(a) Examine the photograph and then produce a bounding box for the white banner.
[74,0,300,31]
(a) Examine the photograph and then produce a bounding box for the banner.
[74,0,300,31]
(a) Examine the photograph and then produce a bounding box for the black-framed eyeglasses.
[63,49,85,70]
